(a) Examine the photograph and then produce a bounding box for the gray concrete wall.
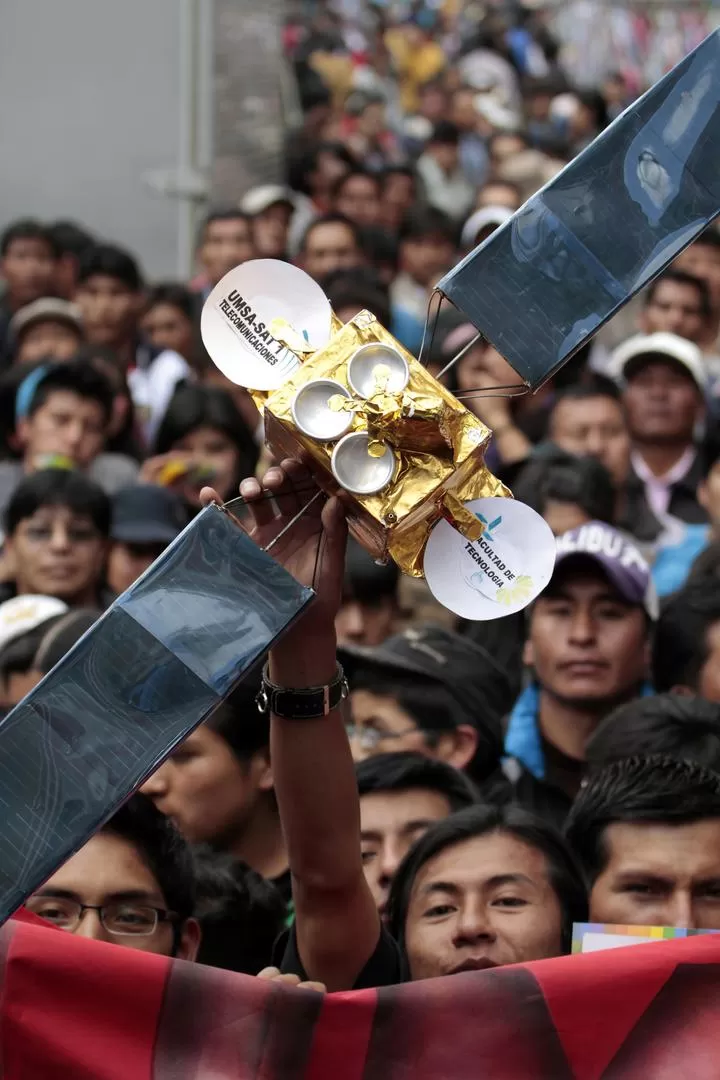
[0,0,184,278]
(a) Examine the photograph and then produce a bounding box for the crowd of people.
[2,0,720,997]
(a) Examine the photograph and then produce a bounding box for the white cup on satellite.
[200,259,333,391]
[423,497,556,620]
[347,344,409,398]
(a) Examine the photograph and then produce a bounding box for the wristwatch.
[256,663,349,720]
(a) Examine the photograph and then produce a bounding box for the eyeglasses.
[26,895,176,936]
[345,723,436,752]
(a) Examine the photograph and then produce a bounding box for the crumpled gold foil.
[263,310,511,576]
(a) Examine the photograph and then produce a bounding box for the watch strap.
[256,663,349,720]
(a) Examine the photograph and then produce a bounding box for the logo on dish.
[477,513,502,542]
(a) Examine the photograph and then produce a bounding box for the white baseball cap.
[0,596,69,655]
[609,332,707,393]
[239,185,295,217]
[461,205,514,249]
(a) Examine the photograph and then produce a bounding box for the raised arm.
[203,461,381,991]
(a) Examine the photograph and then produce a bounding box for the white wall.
[0,0,185,278]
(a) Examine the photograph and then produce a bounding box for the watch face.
[436,30,720,389]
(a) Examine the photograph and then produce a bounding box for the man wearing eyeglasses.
[25,794,200,960]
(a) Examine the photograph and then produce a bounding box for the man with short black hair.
[548,379,630,489]
[0,219,59,365]
[25,793,200,959]
[331,169,383,229]
[586,693,720,774]
[505,522,655,827]
[0,360,138,516]
[357,751,478,915]
[298,213,365,283]
[2,469,111,608]
[335,537,400,647]
[195,209,255,292]
[652,582,720,701]
[391,206,456,354]
[76,244,190,445]
[673,228,720,349]
[640,269,713,345]
[416,121,475,222]
[566,755,720,928]
[48,220,95,300]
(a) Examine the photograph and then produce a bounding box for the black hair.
[356,751,479,809]
[687,541,720,586]
[144,282,196,322]
[399,205,457,245]
[651,582,720,693]
[205,677,270,763]
[351,665,503,783]
[331,167,382,201]
[153,384,259,484]
[4,468,111,538]
[77,243,143,291]
[551,374,621,412]
[690,226,720,253]
[197,208,252,248]
[382,165,417,190]
[344,534,399,602]
[192,848,286,973]
[587,693,720,775]
[323,268,392,329]
[103,793,196,923]
[644,269,712,319]
[565,754,720,886]
[387,804,587,955]
[513,449,616,524]
[574,88,609,131]
[0,218,58,259]
[25,359,114,426]
[299,212,363,254]
[429,120,461,146]
[287,141,355,197]
[48,221,95,260]
[358,227,399,279]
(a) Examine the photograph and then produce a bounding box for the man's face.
[526,567,648,709]
[404,831,564,979]
[451,91,478,133]
[18,390,106,469]
[252,203,292,259]
[401,232,454,287]
[350,688,432,761]
[642,280,707,342]
[675,243,720,312]
[7,506,106,605]
[26,831,198,959]
[589,819,720,929]
[336,593,397,647]
[335,176,382,227]
[301,222,363,282]
[140,724,270,848]
[550,395,630,486]
[430,141,459,173]
[16,319,81,365]
[1,238,56,306]
[199,218,254,286]
[107,540,166,595]
[361,788,452,915]
[382,173,416,230]
[141,302,194,360]
[75,274,139,348]
[623,360,702,444]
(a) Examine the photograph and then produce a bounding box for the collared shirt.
[630,446,697,520]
